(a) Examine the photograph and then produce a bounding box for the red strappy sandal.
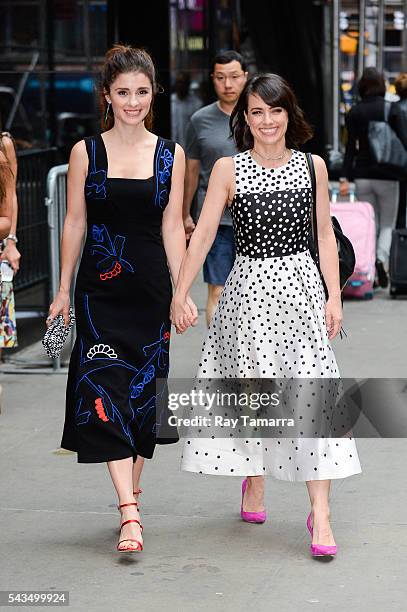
[117,490,143,531]
[117,502,143,553]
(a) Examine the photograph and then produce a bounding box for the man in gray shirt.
[183,51,248,326]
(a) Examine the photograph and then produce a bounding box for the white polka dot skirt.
[180,150,362,482]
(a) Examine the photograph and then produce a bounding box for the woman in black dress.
[48,45,197,553]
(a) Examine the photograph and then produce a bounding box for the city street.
[1,276,406,612]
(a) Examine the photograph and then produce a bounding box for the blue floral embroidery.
[154,140,174,208]
[91,225,104,242]
[74,320,171,448]
[85,138,107,199]
[90,224,135,275]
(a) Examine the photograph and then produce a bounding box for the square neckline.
[98,133,160,181]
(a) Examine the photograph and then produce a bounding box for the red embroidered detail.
[95,397,109,422]
[163,331,171,342]
[100,261,122,281]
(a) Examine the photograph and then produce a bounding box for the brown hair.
[394,73,407,100]
[230,73,313,152]
[0,152,12,206]
[99,44,159,131]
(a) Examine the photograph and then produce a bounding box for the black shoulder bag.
[305,153,356,306]
[368,102,407,180]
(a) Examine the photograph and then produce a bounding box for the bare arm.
[0,151,12,239]
[313,154,342,339]
[171,156,234,331]
[48,140,87,325]
[1,135,21,271]
[183,158,200,238]
[162,143,186,285]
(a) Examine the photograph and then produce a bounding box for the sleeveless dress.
[181,149,362,481]
[61,134,178,463]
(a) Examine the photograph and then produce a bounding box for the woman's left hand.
[0,241,21,274]
[170,293,198,334]
[325,295,342,340]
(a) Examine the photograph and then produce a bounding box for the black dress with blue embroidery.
[61,134,178,463]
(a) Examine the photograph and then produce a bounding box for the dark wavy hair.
[99,44,159,131]
[230,73,313,152]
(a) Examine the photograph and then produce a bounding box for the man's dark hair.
[211,50,247,74]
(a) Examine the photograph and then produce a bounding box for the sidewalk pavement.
[0,277,406,612]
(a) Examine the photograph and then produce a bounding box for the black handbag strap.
[384,100,390,122]
[304,152,320,267]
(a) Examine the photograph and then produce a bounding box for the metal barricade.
[45,164,75,371]
[15,147,57,293]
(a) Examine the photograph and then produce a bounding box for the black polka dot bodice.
[230,149,312,258]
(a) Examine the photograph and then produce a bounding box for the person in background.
[340,67,399,289]
[389,73,407,228]
[0,136,13,412]
[0,148,12,236]
[183,50,248,326]
[0,133,21,358]
[171,71,202,149]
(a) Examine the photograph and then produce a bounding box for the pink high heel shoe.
[240,478,266,523]
[306,512,337,557]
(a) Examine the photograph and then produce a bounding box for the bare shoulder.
[70,139,87,160]
[213,156,234,177]
[69,139,88,175]
[311,154,328,180]
[209,157,234,190]
[174,142,185,162]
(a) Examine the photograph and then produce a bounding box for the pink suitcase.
[330,195,376,299]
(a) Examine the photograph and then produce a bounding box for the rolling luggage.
[330,191,376,299]
[389,229,407,297]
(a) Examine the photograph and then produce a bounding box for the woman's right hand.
[47,290,70,327]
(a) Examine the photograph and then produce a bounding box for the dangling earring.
[104,102,111,126]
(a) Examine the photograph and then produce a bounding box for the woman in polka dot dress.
[171,74,361,556]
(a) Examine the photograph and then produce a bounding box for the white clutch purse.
[42,308,76,359]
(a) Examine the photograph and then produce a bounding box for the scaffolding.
[330,0,407,159]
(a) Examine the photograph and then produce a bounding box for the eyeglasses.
[212,73,246,83]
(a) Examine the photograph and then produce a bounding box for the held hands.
[325,295,343,340]
[170,293,198,334]
[47,289,70,327]
[183,215,196,241]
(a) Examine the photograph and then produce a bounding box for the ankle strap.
[133,488,142,495]
[120,518,143,532]
[118,502,139,511]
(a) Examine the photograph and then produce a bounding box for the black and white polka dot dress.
[181,149,362,481]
